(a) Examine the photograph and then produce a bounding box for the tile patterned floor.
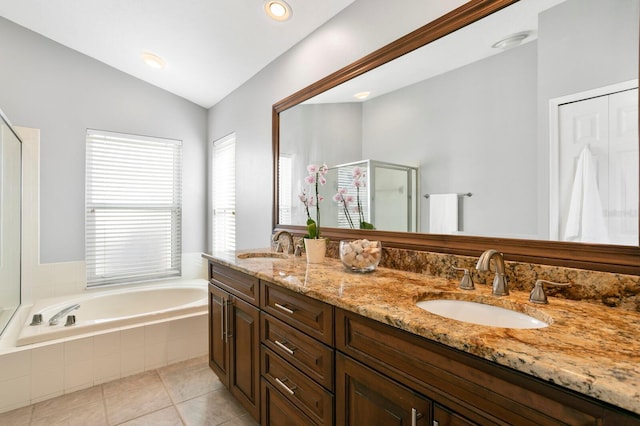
[0,356,258,426]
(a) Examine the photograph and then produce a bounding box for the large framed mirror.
[273,0,640,274]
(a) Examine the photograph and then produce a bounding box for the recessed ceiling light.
[491,31,532,50]
[141,52,166,69]
[264,1,292,21]
[354,91,371,100]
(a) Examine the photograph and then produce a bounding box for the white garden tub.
[16,279,208,346]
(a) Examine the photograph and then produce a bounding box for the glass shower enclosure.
[320,159,418,232]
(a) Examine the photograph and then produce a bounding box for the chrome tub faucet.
[48,304,80,326]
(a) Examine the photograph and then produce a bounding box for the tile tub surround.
[203,250,640,416]
[0,313,208,414]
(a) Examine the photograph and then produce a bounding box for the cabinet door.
[229,296,261,421]
[336,352,431,425]
[209,284,229,386]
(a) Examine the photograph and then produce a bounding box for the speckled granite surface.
[327,240,640,312]
[203,249,640,416]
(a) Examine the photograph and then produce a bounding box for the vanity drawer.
[261,312,334,390]
[209,262,259,306]
[261,347,334,426]
[260,282,334,345]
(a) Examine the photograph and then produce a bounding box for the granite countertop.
[202,250,640,416]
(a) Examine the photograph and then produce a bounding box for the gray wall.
[0,17,208,263]
[207,0,468,250]
[363,42,539,238]
[280,103,363,227]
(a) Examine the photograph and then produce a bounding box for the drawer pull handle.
[411,408,423,426]
[274,303,294,315]
[275,340,296,355]
[275,377,297,395]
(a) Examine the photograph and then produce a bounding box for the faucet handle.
[452,266,475,290]
[529,279,570,304]
[293,242,304,257]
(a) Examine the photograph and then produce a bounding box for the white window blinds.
[212,134,236,251]
[85,129,182,286]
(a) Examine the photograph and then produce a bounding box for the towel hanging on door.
[563,145,608,243]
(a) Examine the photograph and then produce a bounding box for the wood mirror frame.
[272,0,640,275]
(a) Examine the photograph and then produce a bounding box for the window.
[85,130,182,286]
[211,134,236,251]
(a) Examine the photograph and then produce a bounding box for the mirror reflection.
[0,110,22,336]
[278,0,639,246]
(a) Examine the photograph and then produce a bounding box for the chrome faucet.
[49,304,80,326]
[272,230,294,254]
[476,249,509,296]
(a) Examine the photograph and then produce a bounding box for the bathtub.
[16,279,208,346]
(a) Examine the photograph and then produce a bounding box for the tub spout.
[49,304,80,326]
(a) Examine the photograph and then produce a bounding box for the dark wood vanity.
[206,258,640,425]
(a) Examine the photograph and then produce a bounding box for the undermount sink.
[416,299,549,329]
[237,252,288,260]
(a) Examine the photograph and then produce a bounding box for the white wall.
[0,17,208,264]
[207,0,468,250]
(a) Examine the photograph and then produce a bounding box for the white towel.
[563,146,609,243]
[429,194,459,234]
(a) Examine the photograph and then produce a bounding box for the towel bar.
[424,192,472,198]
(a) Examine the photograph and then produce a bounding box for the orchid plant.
[299,163,328,239]
[333,166,375,230]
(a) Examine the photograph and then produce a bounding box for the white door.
[608,89,639,244]
[557,87,638,245]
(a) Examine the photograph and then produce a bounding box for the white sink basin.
[416,299,549,329]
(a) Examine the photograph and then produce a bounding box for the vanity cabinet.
[206,258,640,425]
[208,263,260,421]
[260,282,335,425]
[335,308,638,426]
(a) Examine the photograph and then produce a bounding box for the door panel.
[209,284,229,386]
[336,352,430,425]
[230,296,260,420]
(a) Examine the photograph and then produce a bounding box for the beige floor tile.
[31,400,108,426]
[117,406,184,426]
[104,372,173,425]
[0,405,33,426]
[102,370,161,395]
[176,388,248,426]
[158,355,207,374]
[32,385,103,420]
[159,358,223,403]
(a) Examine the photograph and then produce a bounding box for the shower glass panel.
[320,160,418,232]
[0,109,22,336]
